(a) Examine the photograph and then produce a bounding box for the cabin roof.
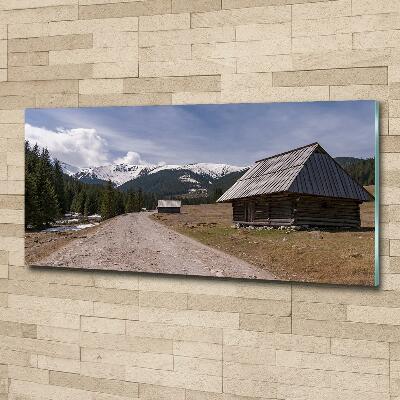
[217,143,374,202]
[157,200,181,208]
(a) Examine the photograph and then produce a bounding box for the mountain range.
[60,161,248,197]
[59,156,374,198]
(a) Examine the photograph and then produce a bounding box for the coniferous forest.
[25,142,157,230]
[338,158,375,186]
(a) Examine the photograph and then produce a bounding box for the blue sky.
[25,100,376,168]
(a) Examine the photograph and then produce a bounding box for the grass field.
[152,192,375,286]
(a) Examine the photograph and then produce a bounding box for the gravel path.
[32,212,275,280]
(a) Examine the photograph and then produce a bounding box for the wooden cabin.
[157,200,181,214]
[217,143,374,228]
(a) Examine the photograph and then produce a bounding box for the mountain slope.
[119,168,248,197]
[57,161,80,177]
[61,161,247,187]
[75,164,152,186]
[120,169,210,195]
[148,163,245,179]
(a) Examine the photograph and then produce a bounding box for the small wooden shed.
[217,143,374,228]
[157,200,181,214]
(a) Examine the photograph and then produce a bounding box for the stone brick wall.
[0,0,398,399]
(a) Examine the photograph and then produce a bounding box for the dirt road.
[31,212,275,280]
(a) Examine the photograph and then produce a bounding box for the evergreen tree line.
[25,142,158,230]
[342,158,375,186]
[179,187,224,205]
[25,142,64,229]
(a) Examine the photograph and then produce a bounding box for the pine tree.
[212,187,223,202]
[40,177,60,225]
[25,141,34,173]
[53,160,66,214]
[84,196,91,217]
[137,188,143,211]
[84,189,98,217]
[32,143,40,161]
[40,148,53,179]
[34,149,60,227]
[100,180,116,220]
[125,190,137,213]
[64,181,75,213]
[25,174,40,228]
[71,190,86,215]
[115,191,125,215]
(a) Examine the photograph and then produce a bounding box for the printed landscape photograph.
[25,101,378,286]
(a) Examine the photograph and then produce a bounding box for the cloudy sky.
[25,101,376,169]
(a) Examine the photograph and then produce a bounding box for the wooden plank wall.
[0,1,397,399]
[233,195,294,224]
[233,194,362,228]
[295,196,361,228]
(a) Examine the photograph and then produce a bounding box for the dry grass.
[360,185,374,228]
[152,199,375,286]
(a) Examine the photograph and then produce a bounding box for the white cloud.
[25,124,110,168]
[114,151,143,165]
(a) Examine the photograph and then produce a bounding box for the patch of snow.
[44,223,97,233]
[179,174,199,184]
[150,163,246,179]
[183,163,246,179]
[64,212,82,218]
[188,188,208,194]
[76,223,97,230]
[149,164,180,175]
[59,161,80,176]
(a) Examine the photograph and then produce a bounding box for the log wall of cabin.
[232,194,295,226]
[293,196,361,228]
[232,199,246,222]
[232,194,362,228]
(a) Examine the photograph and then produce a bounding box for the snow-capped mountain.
[149,163,245,179]
[64,162,247,187]
[75,164,153,187]
[58,161,80,177]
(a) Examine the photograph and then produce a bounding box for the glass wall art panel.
[25,100,379,286]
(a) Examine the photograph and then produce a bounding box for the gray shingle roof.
[217,143,373,202]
